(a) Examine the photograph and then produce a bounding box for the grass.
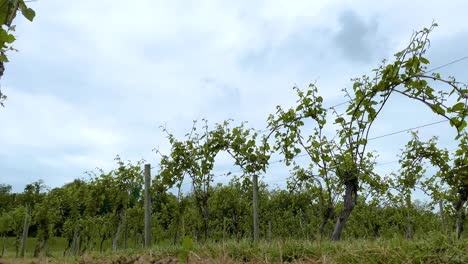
[0,237,68,258]
[0,235,467,263]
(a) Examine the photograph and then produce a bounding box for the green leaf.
[355,89,363,98]
[420,57,429,64]
[451,102,465,112]
[182,236,194,250]
[394,51,403,57]
[432,105,445,115]
[20,4,36,22]
[412,57,420,71]
[353,82,363,90]
[0,53,8,62]
[458,120,467,132]
[0,30,15,43]
[340,137,346,145]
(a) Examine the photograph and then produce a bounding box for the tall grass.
[1,234,466,263]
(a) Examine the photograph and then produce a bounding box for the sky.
[0,0,467,195]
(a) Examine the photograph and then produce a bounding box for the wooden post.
[182,214,185,238]
[2,234,6,257]
[252,174,259,242]
[144,164,152,248]
[20,205,30,257]
[268,221,272,242]
[223,218,227,243]
[439,199,447,234]
[123,223,128,249]
[298,209,304,239]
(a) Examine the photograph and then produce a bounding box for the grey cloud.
[425,31,468,82]
[200,78,241,117]
[334,10,384,63]
[3,0,466,195]
[238,23,332,73]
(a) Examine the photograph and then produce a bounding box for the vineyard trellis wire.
[192,54,468,189]
[168,118,454,191]
[164,54,468,191]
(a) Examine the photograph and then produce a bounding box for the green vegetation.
[0,0,36,106]
[0,22,467,263]
[0,236,467,263]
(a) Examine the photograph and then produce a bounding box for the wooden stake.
[144,164,152,247]
[439,199,447,234]
[252,174,259,241]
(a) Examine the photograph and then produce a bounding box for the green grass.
[182,236,468,263]
[1,235,467,263]
[0,237,68,258]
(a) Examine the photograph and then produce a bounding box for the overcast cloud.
[1,0,467,195]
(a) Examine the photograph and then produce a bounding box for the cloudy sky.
[1,0,467,194]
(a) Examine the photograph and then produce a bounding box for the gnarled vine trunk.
[172,204,184,245]
[331,179,357,241]
[112,207,124,251]
[33,237,47,257]
[319,206,335,237]
[65,228,80,256]
[404,198,414,239]
[455,187,467,239]
[194,190,211,241]
[202,200,210,240]
[316,184,335,238]
[123,223,128,250]
[99,236,106,253]
[232,213,239,240]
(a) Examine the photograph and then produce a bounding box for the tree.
[32,188,61,257]
[0,183,13,214]
[4,206,26,257]
[0,0,36,106]
[94,156,144,251]
[450,134,467,239]
[60,179,94,256]
[289,166,341,238]
[331,23,466,241]
[267,85,360,240]
[267,23,466,241]
[208,178,252,240]
[159,120,270,241]
[20,180,45,257]
[213,121,270,241]
[0,183,15,256]
[398,132,467,239]
[0,210,12,257]
[158,120,227,241]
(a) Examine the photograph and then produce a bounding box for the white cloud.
[0,89,123,150]
[1,0,466,192]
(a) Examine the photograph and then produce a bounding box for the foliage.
[158,119,271,241]
[267,85,347,239]
[1,236,466,263]
[0,0,36,106]
[0,0,35,61]
[178,236,194,264]
[266,22,467,241]
[394,131,468,239]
